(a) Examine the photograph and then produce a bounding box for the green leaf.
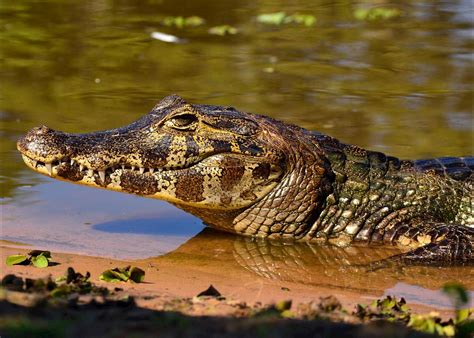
[287,13,317,26]
[162,16,204,28]
[208,25,238,36]
[100,266,145,283]
[100,270,127,282]
[457,320,474,338]
[456,308,471,323]
[441,325,455,337]
[257,12,316,26]
[275,300,292,312]
[6,254,28,266]
[257,12,287,25]
[50,284,70,298]
[29,250,51,259]
[185,16,205,27]
[128,267,145,283]
[31,254,49,268]
[354,7,401,21]
[442,283,469,309]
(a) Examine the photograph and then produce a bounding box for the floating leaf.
[185,16,205,27]
[208,25,238,36]
[162,16,204,28]
[31,254,49,268]
[257,12,287,25]
[257,12,316,26]
[6,254,28,266]
[287,13,317,26]
[354,7,402,21]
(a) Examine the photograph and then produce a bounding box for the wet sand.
[2,229,472,318]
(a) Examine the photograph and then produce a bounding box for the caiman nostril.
[33,125,53,135]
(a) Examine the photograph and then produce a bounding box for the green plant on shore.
[99,266,145,283]
[6,250,52,268]
[442,283,474,338]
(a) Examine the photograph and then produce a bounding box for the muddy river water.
[1,0,473,310]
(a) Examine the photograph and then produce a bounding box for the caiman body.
[17,95,474,264]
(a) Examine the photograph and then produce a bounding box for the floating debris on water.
[150,31,183,44]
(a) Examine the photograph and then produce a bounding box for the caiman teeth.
[99,170,106,182]
[45,163,52,176]
[22,154,174,183]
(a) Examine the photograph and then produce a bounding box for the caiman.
[17,95,474,265]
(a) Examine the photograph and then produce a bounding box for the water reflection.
[2,179,204,259]
[155,228,474,308]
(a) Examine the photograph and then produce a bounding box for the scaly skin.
[17,95,474,265]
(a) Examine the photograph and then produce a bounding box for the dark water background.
[1,0,473,307]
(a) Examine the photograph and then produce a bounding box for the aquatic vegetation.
[99,266,145,283]
[354,7,402,21]
[162,16,205,28]
[208,25,238,36]
[6,250,52,268]
[257,12,317,26]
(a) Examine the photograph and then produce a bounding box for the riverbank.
[2,245,471,337]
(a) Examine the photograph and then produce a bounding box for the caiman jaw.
[17,95,286,212]
[20,153,161,184]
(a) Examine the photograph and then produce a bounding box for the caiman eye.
[165,114,198,131]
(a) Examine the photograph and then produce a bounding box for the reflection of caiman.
[17,95,473,264]
[180,228,470,289]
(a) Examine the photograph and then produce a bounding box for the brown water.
[1,0,473,309]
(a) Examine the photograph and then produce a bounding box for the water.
[1,0,473,309]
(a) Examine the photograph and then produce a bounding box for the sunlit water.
[1,0,473,309]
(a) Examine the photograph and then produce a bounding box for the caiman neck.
[303,134,464,244]
[203,126,335,237]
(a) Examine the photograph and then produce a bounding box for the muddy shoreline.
[2,245,472,337]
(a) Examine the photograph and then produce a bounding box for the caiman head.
[17,95,333,238]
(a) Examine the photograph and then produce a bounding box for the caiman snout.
[17,125,70,164]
